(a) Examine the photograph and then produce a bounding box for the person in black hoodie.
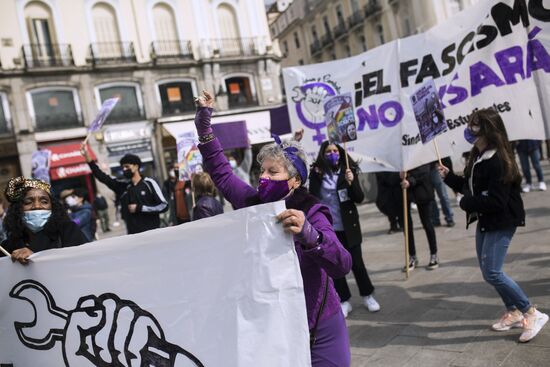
[309,141,380,317]
[439,108,548,343]
[401,163,439,271]
[1,177,87,264]
[81,144,168,234]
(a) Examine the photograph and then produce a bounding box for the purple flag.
[88,98,119,132]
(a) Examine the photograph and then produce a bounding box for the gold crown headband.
[5,176,51,203]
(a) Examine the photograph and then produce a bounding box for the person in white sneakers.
[309,142,380,318]
[439,108,548,343]
[516,140,546,193]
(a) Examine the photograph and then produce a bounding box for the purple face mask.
[464,127,478,144]
[257,177,290,203]
[325,152,339,166]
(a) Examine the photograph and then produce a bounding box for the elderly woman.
[0,177,87,264]
[194,91,352,366]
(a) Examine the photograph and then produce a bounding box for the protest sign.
[410,79,447,144]
[176,131,203,181]
[324,93,358,144]
[31,149,51,183]
[88,98,119,133]
[0,202,311,367]
[283,0,549,172]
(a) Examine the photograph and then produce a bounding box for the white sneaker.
[522,184,532,193]
[538,182,547,191]
[519,308,549,343]
[363,295,381,312]
[411,203,418,211]
[491,309,524,331]
[340,301,352,318]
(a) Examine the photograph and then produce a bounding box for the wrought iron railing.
[34,113,82,132]
[321,32,333,47]
[21,44,74,68]
[150,40,193,62]
[365,0,382,18]
[333,22,348,39]
[348,11,365,29]
[210,38,259,57]
[89,42,136,65]
[310,40,322,55]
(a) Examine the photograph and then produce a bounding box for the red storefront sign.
[46,143,97,180]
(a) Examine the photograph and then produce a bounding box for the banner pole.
[83,132,91,146]
[402,171,410,280]
[343,142,350,170]
[0,245,11,257]
[433,138,443,166]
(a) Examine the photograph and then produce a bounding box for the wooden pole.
[402,171,410,279]
[0,245,11,257]
[83,132,91,146]
[343,142,350,170]
[433,138,443,166]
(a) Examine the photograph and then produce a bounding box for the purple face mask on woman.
[325,152,339,166]
[464,127,479,144]
[257,177,290,203]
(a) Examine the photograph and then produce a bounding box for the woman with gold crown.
[1,177,87,264]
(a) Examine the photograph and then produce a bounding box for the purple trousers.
[311,309,351,367]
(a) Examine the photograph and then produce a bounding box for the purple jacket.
[197,108,352,329]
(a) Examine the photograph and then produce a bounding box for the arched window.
[91,2,123,58]
[153,3,178,42]
[23,1,59,63]
[217,4,240,39]
[28,87,82,131]
[224,76,257,108]
[96,83,144,123]
[157,80,196,116]
[0,93,12,134]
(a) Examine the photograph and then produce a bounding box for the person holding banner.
[80,146,168,234]
[0,177,87,264]
[438,108,548,343]
[194,91,352,367]
[309,141,380,317]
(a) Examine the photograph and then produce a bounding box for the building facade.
[0,0,283,197]
[269,0,481,68]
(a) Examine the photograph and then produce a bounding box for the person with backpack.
[93,193,110,233]
[80,144,168,234]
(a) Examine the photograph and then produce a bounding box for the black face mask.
[123,169,134,179]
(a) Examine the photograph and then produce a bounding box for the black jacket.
[88,161,168,234]
[0,219,87,256]
[406,164,434,204]
[375,172,403,218]
[444,150,525,232]
[192,196,224,220]
[309,167,364,248]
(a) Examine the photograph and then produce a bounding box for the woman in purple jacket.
[194,91,352,366]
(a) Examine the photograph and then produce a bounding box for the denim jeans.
[518,149,544,184]
[430,168,454,224]
[476,226,531,313]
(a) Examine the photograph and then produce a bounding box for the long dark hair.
[464,108,521,185]
[4,188,70,243]
[312,141,359,176]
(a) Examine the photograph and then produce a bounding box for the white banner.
[283,0,550,172]
[0,202,311,367]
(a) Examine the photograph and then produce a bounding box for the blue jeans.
[430,168,454,224]
[476,226,531,313]
[518,149,544,184]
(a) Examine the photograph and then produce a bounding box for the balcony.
[35,113,83,132]
[210,38,261,58]
[348,11,365,30]
[21,44,74,69]
[88,42,136,66]
[150,40,194,64]
[333,22,348,39]
[365,1,382,18]
[321,32,333,48]
[310,39,322,56]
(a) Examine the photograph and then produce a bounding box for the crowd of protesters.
[1,90,549,365]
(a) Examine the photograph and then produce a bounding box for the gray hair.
[257,140,308,183]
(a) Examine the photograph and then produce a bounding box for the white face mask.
[65,196,78,207]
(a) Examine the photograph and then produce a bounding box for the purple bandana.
[272,135,308,184]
